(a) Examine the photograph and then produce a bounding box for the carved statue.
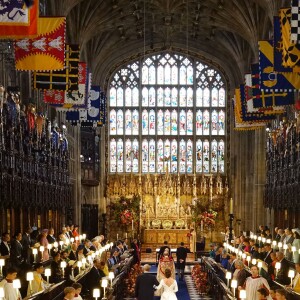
[179,205,185,217]
[216,173,223,195]
[186,205,192,216]
[200,174,207,195]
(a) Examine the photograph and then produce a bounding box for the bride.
[155,268,178,300]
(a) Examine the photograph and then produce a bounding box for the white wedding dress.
[156,279,178,300]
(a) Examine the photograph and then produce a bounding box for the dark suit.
[135,272,159,300]
[86,266,102,294]
[263,250,273,265]
[275,258,290,285]
[69,250,77,261]
[47,234,56,244]
[21,233,32,263]
[10,239,23,268]
[176,246,188,280]
[158,245,171,260]
[0,242,10,256]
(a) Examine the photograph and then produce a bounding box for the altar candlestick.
[201,220,204,232]
[132,219,134,231]
[229,198,233,214]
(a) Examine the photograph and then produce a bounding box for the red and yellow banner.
[0,0,39,38]
[14,17,66,71]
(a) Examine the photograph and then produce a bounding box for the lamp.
[257,261,263,273]
[39,246,44,261]
[253,235,257,240]
[246,256,251,264]
[77,261,82,273]
[0,259,5,276]
[240,289,246,300]
[288,269,295,286]
[60,261,67,277]
[82,258,87,269]
[251,258,257,265]
[225,271,232,287]
[101,279,108,299]
[32,248,38,263]
[70,237,74,243]
[108,271,115,286]
[275,262,281,276]
[13,279,21,298]
[278,242,283,249]
[45,268,51,283]
[53,242,58,249]
[272,240,277,248]
[82,234,86,240]
[262,237,266,243]
[283,244,288,255]
[292,246,296,255]
[231,279,237,298]
[26,272,34,295]
[93,288,100,300]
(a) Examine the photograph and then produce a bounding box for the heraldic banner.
[14,17,66,71]
[0,0,39,38]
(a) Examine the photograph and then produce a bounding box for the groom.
[135,264,159,300]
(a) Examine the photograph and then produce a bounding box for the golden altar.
[144,229,190,245]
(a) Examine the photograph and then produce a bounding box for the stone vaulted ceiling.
[48,0,289,90]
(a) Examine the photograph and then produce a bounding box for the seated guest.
[108,249,120,269]
[252,244,261,259]
[72,225,79,238]
[63,286,76,300]
[50,252,62,283]
[91,238,100,251]
[233,260,248,289]
[243,239,251,253]
[249,239,255,254]
[72,282,83,300]
[83,239,92,256]
[61,250,70,263]
[100,260,109,276]
[27,263,49,296]
[69,243,78,261]
[263,243,273,265]
[220,251,229,269]
[86,259,102,295]
[268,252,278,281]
[275,289,287,300]
[47,228,56,244]
[265,228,272,240]
[98,261,107,278]
[77,245,85,261]
[275,251,290,285]
[0,267,21,300]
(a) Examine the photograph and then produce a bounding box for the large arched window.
[108,53,226,174]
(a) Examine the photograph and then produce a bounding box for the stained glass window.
[109,53,226,173]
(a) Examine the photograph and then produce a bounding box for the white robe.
[244,276,271,300]
[0,279,22,300]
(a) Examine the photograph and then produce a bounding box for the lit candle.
[225,271,232,287]
[77,261,82,273]
[240,290,246,300]
[32,248,38,263]
[125,232,128,238]
[0,259,5,276]
[117,233,119,240]
[93,288,100,300]
[108,271,115,286]
[288,269,295,286]
[229,198,233,214]
[26,272,34,295]
[231,279,237,297]
[101,279,108,298]
[60,261,67,277]
[45,268,51,284]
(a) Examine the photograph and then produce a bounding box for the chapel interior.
[0,0,300,299]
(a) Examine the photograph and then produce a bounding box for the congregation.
[209,225,300,299]
[0,225,141,299]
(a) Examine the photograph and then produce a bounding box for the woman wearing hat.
[39,229,49,261]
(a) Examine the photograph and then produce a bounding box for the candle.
[275,262,281,276]
[251,258,257,265]
[108,271,115,286]
[93,288,100,300]
[200,220,203,232]
[231,279,237,297]
[288,269,295,286]
[117,233,119,240]
[225,271,232,287]
[45,268,51,284]
[27,272,34,295]
[132,219,134,231]
[60,261,67,277]
[257,261,263,273]
[240,290,246,300]
[32,248,38,262]
[229,198,233,214]
[101,279,108,298]
[77,261,82,273]
[125,232,128,238]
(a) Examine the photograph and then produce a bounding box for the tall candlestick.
[132,219,134,231]
[229,198,233,214]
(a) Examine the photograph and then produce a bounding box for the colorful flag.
[279,8,300,69]
[14,17,65,71]
[0,0,39,38]
[33,44,80,90]
[291,0,300,43]
[251,63,293,109]
[258,40,300,91]
[66,86,106,126]
[43,90,64,104]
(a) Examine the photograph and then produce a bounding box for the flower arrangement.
[108,195,141,229]
[198,209,218,226]
[191,200,218,230]
[191,264,209,294]
[124,264,143,297]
